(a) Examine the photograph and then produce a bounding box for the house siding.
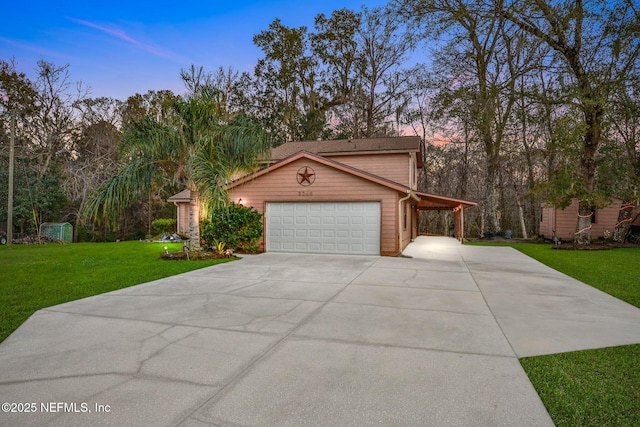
[539,204,555,239]
[228,157,402,255]
[540,199,623,240]
[329,153,412,188]
[177,203,189,235]
[399,199,417,250]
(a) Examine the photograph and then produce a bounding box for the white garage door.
[266,202,381,255]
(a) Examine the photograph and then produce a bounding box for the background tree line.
[1,0,638,242]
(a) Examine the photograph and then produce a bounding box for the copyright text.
[2,402,111,414]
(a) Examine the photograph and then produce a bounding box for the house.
[539,198,629,241]
[167,189,192,236]
[169,137,476,256]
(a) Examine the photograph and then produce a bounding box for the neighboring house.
[539,198,627,241]
[169,137,476,256]
[167,189,192,236]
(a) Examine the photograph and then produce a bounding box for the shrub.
[151,218,177,236]
[200,203,263,251]
[77,227,99,242]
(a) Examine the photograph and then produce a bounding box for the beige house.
[539,198,627,241]
[169,137,476,256]
[167,189,192,235]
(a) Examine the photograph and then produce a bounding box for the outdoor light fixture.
[164,246,168,254]
[238,198,244,205]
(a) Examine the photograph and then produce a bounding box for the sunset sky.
[2,0,389,100]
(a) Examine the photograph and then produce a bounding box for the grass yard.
[473,242,640,426]
[0,241,234,343]
[501,243,640,308]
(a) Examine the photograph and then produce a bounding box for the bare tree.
[398,0,530,234]
[63,97,121,237]
[25,61,86,177]
[337,6,415,138]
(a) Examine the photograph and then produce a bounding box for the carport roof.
[415,191,477,210]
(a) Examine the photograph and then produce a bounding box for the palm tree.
[84,86,271,248]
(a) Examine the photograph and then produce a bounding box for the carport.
[414,192,477,242]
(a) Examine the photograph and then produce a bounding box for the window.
[590,207,597,224]
[403,204,407,230]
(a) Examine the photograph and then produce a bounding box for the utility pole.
[7,113,15,244]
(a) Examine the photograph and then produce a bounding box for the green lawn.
[0,241,234,343]
[472,242,640,426]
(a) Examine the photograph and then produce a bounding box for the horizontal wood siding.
[400,199,416,249]
[541,199,623,240]
[539,205,554,238]
[330,153,411,187]
[228,157,401,255]
[176,202,190,235]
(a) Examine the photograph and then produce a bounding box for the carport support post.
[451,205,459,242]
[459,204,464,242]
[453,204,464,242]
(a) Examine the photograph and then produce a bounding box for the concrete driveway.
[2,236,640,426]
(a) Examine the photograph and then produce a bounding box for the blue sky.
[2,0,389,100]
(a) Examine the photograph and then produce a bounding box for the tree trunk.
[485,143,500,233]
[188,187,201,249]
[457,124,470,200]
[574,102,603,244]
[575,203,593,245]
[517,198,528,239]
[615,203,634,242]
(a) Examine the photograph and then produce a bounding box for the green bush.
[77,227,99,242]
[200,203,263,251]
[151,218,177,236]
[104,231,118,243]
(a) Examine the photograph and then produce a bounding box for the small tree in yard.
[200,203,263,252]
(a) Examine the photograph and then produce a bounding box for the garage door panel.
[282,229,294,238]
[337,216,349,225]
[336,230,349,238]
[267,202,380,255]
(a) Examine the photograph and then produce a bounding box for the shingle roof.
[167,188,191,202]
[270,136,421,161]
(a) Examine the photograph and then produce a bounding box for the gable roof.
[229,150,409,194]
[167,188,191,202]
[227,150,476,209]
[270,136,422,165]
